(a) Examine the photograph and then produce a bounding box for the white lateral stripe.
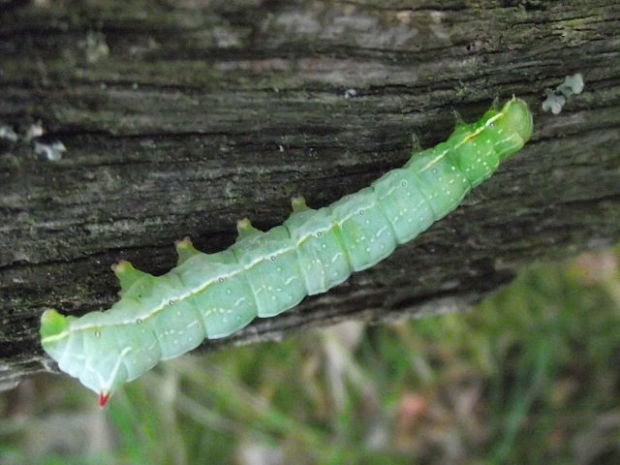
[43,105,510,344]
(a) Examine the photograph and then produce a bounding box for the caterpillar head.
[448,98,533,187]
[484,97,533,159]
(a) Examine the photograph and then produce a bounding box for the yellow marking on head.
[420,109,506,173]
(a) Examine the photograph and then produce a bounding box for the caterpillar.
[40,97,533,406]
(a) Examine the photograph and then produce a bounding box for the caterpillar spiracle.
[40,97,533,406]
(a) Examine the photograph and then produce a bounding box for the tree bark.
[1,0,619,390]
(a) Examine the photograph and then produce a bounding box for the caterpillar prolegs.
[40,98,533,406]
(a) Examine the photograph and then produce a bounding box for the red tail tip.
[98,391,110,407]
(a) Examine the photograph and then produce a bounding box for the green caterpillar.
[40,98,533,406]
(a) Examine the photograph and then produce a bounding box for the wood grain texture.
[1,0,620,389]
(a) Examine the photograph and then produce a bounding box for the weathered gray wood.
[1,0,619,389]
